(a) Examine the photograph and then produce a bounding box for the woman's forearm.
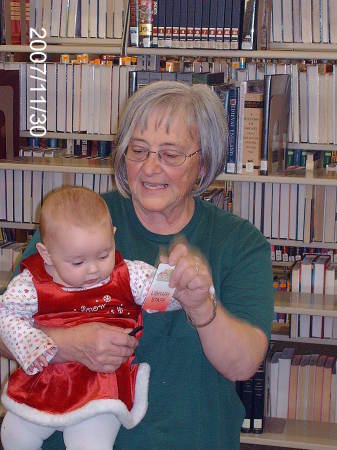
[38,323,139,372]
[188,300,268,381]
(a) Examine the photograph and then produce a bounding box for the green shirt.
[19,191,274,450]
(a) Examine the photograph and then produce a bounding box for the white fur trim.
[1,363,150,429]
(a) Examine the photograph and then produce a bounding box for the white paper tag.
[143,263,175,311]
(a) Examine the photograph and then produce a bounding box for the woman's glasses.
[125,148,200,167]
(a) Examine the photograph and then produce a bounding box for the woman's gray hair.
[114,80,228,197]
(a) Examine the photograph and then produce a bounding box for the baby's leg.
[1,411,55,450]
[63,413,121,450]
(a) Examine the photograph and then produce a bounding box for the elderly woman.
[2,81,273,450]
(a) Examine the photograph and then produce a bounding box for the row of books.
[233,61,337,147]
[271,245,337,263]
[131,69,291,174]
[291,254,337,339]
[0,241,26,272]
[265,347,337,423]
[0,168,114,224]
[0,0,125,43]
[130,0,262,50]
[20,139,114,159]
[232,181,337,244]
[271,0,337,44]
[0,62,133,137]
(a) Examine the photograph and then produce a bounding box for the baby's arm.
[0,269,57,375]
[126,260,181,312]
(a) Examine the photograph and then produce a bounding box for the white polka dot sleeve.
[126,260,181,312]
[0,269,57,375]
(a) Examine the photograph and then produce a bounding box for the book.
[138,0,153,48]
[242,81,264,169]
[287,354,302,419]
[129,0,139,45]
[260,74,291,175]
[252,363,265,433]
[296,354,311,420]
[276,347,295,418]
[241,0,257,50]
[240,376,254,432]
[313,355,328,422]
[321,356,336,422]
[0,69,20,159]
[306,354,320,421]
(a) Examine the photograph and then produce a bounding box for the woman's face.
[125,110,201,218]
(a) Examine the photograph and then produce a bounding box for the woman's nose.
[142,152,162,173]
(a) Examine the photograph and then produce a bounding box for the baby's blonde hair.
[40,186,112,245]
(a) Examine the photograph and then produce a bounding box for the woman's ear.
[36,243,53,266]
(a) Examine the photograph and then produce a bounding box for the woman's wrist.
[185,288,217,328]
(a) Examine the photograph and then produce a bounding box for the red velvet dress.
[1,252,150,428]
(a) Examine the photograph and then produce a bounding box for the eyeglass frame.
[124,148,201,167]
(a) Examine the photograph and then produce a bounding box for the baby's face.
[46,222,116,288]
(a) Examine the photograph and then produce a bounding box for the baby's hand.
[27,349,55,373]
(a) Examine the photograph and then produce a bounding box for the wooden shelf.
[217,169,337,186]
[20,131,116,141]
[271,333,337,346]
[0,43,123,54]
[0,157,113,174]
[269,239,337,250]
[288,143,337,151]
[126,47,337,61]
[269,42,337,52]
[0,221,37,230]
[240,418,337,449]
[274,292,337,317]
[272,261,295,267]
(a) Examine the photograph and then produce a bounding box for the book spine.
[164,0,173,47]
[241,0,257,50]
[129,0,139,46]
[230,0,243,49]
[152,0,158,47]
[226,86,239,174]
[186,0,195,48]
[215,0,225,49]
[252,363,265,433]
[138,0,153,48]
[223,0,232,49]
[201,0,210,48]
[172,0,180,47]
[157,0,166,47]
[193,0,202,48]
[208,0,217,48]
[260,75,272,175]
[179,0,187,47]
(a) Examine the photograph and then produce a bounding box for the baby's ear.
[36,243,53,266]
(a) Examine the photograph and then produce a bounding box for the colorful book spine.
[226,86,239,173]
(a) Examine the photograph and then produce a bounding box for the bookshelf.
[1,1,337,449]
[126,46,337,61]
[240,418,337,450]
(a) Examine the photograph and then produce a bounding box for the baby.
[0,186,206,450]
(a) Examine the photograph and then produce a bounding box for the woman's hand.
[163,240,214,320]
[38,323,139,373]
